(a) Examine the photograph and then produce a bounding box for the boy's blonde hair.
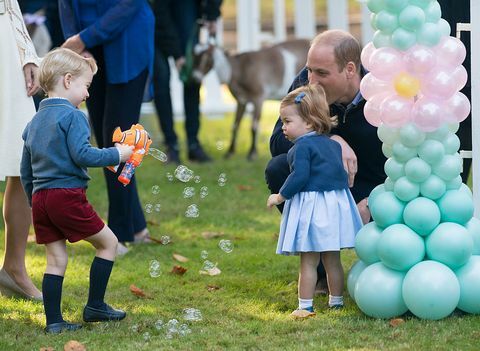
[280,85,336,134]
[39,48,98,93]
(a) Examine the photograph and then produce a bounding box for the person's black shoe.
[44,321,82,334]
[188,145,212,163]
[166,146,181,165]
[83,303,126,322]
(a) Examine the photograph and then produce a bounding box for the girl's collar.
[292,131,318,143]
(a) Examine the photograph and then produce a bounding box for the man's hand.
[175,56,186,71]
[23,63,40,96]
[62,34,85,54]
[267,193,285,209]
[330,135,357,187]
[357,198,370,224]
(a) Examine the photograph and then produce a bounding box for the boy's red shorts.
[32,188,105,244]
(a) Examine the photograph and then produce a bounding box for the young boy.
[20,48,134,334]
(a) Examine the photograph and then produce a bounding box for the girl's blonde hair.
[280,85,336,134]
[39,48,98,93]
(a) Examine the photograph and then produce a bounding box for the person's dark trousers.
[86,47,148,243]
[265,154,327,280]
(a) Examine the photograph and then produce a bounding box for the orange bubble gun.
[107,124,152,186]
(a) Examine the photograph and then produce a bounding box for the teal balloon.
[392,27,417,50]
[455,256,480,314]
[399,123,425,147]
[403,197,441,236]
[384,0,408,13]
[405,157,431,183]
[419,174,446,200]
[373,30,392,48]
[418,139,445,165]
[426,123,449,141]
[368,184,386,207]
[392,142,417,162]
[384,177,395,191]
[399,5,426,31]
[437,190,474,224]
[394,176,420,202]
[378,124,400,144]
[432,154,462,181]
[442,133,460,154]
[447,122,460,133]
[424,1,441,23]
[445,175,462,190]
[370,191,405,228]
[465,217,480,254]
[371,13,378,30]
[384,157,405,181]
[417,22,441,47]
[355,222,382,264]
[375,11,399,34]
[426,222,473,269]
[382,143,394,158]
[437,18,451,36]
[459,183,473,198]
[354,263,408,318]
[402,260,460,320]
[347,260,369,300]
[409,0,433,8]
[377,224,425,271]
[367,0,386,13]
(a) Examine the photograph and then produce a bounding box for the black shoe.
[166,146,181,165]
[188,145,212,163]
[83,303,126,322]
[44,321,82,334]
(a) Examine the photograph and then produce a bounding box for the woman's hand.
[23,63,40,96]
[62,34,86,54]
[267,193,285,208]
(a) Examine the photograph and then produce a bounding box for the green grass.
[1,101,479,350]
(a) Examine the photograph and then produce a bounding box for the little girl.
[267,85,362,318]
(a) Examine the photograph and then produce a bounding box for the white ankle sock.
[328,295,343,307]
[298,298,313,310]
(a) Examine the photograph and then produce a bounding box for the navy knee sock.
[87,257,114,309]
[42,273,64,325]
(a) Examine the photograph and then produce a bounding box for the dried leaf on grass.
[173,253,189,262]
[40,347,54,351]
[148,236,166,244]
[199,266,221,276]
[129,284,152,299]
[171,265,187,275]
[64,340,86,351]
[201,231,224,239]
[389,318,405,327]
[206,284,221,292]
[237,184,253,191]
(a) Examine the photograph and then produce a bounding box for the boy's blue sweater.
[279,132,349,199]
[20,98,120,205]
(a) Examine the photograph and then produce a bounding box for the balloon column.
[348,0,480,320]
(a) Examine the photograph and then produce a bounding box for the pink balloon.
[421,68,459,99]
[364,92,391,127]
[412,96,443,132]
[452,65,468,91]
[380,95,414,128]
[404,45,436,76]
[434,36,467,67]
[360,73,393,100]
[361,42,376,71]
[369,47,405,81]
[445,92,471,123]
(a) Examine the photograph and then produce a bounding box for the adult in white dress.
[0,0,42,300]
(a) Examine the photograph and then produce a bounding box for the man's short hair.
[311,30,361,72]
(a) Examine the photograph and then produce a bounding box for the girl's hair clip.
[295,92,306,104]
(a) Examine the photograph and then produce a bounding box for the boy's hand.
[267,193,285,208]
[115,143,134,162]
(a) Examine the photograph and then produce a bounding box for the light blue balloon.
[369,184,386,207]
[465,217,480,254]
[399,5,426,31]
[384,177,395,191]
[445,175,462,190]
[417,22,441,47]
[419,174,446,200]
[437,190,474,224]
[394,176,420,202]
[399,123,425,147]
[455,256,480,314]
[426,222,473,269]
[378,124,400,144]
[378,224,425,271]
[405,157,431,183]
[347,260,369,300]
[385,0,408,13]
[442,133,460,154]
[426,123,449,141]
[432,154,462,181]
[424,1,441,23]
[354,262,408,318]
[355,222,382,264]
[375,10,399,34]
[418,139,445,165]
[382,143,394,158]
[371,13,378,30]
[409,0,433,8]
[373,30,392,48]
[402,260,460,320]
[459,183,473,198]
[385,157,405,181]
[392,142,417,162]
[368,0,387,13]
[403,197,441,236]
[392,27,417,51]
[447,122,460,133]
[370,191,405,228]
[437,18,451,36]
